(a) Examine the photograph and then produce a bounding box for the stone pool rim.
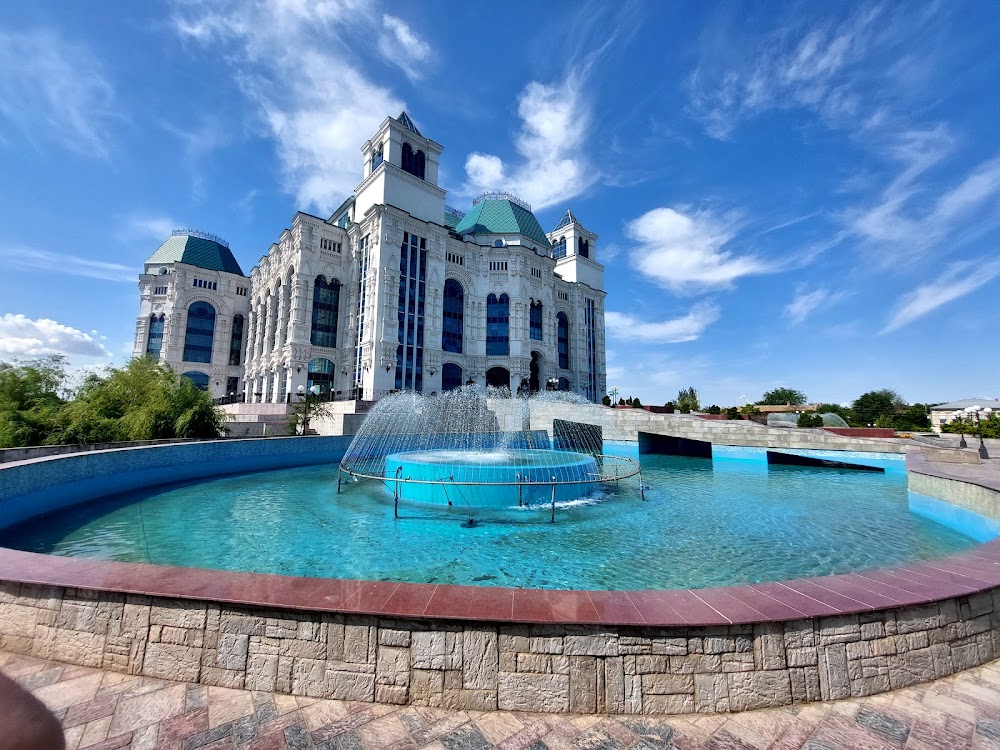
[0,441,997,628]
[3,439,1000,713]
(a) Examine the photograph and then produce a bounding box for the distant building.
[133,112,607,403]
[133,230,250,396]
[928,399,1000,433]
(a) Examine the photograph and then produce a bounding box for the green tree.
[797,412,824,428]
[707,404,722,415]
[0,356,67,448]
[759,387,807,406]
[725,406,740,420]
[852,389,905,426]
[895,403,930,431]
[944,415,1000,440]
[601,395,611,406]
[816,403,855,424]
[740,403,761,418]
[631,396,643,408]
[53,358,228,444]
[676,386,700,412]
[288,392,334,435]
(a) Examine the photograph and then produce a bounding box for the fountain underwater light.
[337,387,642,521]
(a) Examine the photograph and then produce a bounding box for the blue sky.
[1,0,999,407]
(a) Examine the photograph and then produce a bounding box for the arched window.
[265,289,278,351]
[182,371,210,391]
[486,367,510,389]
[441,363,463,391]
[310,276,341,348]
[553,237,567,259]
[578,237,590,258]
[557,312,569,369]
[370,143,384,172]
[229,314,244,366]
[530,300,543,341]
[183,302,216,363]
[307,358,335,396]
[146,314,164,358]
[401,143,426,180]
[442,279,464,353]
[486,293,509,356]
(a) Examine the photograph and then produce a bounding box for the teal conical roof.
[146,231,245,276]
[454,197,552,248]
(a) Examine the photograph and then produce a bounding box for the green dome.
[146,231,245,276]
[454,195,552,249]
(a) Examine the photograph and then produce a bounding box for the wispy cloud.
[687,4,941,140]
[163,116,230,200]
[463,75,596,211]
[0,247,134,283]
[378,15,431,82]
[605,301,720,344]
[0,28,117,157]
[0,313,110,359]
[882,260,1000,334]
[117,215,177,243]
[625,207,777,294]
[783,285,845,325]
[846,133,1000,267]
[172,0,415,212]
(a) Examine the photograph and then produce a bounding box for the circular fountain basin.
[383,448,599,507]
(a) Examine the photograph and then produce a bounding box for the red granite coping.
[2,538,1000,627]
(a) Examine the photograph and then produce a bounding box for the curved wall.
[1,439,999,715]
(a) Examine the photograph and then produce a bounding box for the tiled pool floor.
[6,650,1000,750]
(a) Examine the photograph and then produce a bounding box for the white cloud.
[845,128,1000,266]
[0,29,116,157]
[605,301,720,344]
[626,207,776,293]
[0,314,110,359]
[117,215,177,242]
[0,247,134,283]
[882,260,1000,334]
[172,0,411,212]
[463,76,597,210]
[378,15,431,82]
[783,286,844,325]
[687,5,937,140]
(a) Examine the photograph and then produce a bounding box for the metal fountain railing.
[336,453,644,524]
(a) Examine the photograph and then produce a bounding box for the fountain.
[337,387,641,519]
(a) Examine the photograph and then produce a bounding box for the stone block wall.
[3,579,999,714]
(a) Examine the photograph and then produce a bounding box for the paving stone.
[440,723,492,750]
[854,707,910,745]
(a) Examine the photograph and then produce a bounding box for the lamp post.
[608,386,619,406]
[964,405,992,459]
[952,410,969,448]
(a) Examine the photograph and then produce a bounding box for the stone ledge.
[3,580,1000,714]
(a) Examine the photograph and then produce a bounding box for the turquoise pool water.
[0,453,990,590]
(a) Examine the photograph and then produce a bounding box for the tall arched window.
[553,237,567,259]
[530,300,543,341]
[486,293,510,355]
[310,276,341,348]
[266,290,278,351]
[307,358,335,396]
[557,312,569,369]
[442,279,464,353]
[146,314,164,358]
[229,314,244,366]
[401,143,426,179]
[182,371,210,390]
[441,363,463,391]
[578,237,590,258]
[370,143,384,172]
[183,302,216,363]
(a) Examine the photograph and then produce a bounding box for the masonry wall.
[1,581,997,714]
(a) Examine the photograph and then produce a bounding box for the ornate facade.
[135,112,607,403]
